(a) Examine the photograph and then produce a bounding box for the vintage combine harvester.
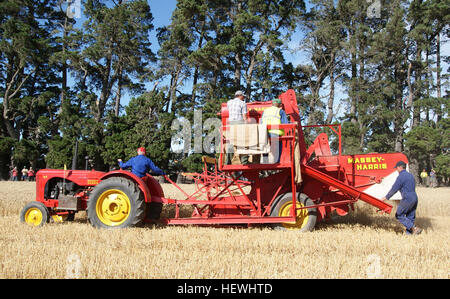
[20,90,405,231]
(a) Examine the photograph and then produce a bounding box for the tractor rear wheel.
[20,202,49,227]
[271,193,317,232]
[87,177,145,228]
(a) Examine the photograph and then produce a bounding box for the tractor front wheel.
[271,193,317,232]
[20,202,50,227]
[87,177,145,229]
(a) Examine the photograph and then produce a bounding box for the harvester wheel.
[20,202,49,227]
[271,193,317,232]
[87,177,145,228]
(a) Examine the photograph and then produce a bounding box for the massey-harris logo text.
[347,156,387,171]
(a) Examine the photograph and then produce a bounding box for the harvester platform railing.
[302,124,342,158]
[156,123,300,225]
[219,123,297,171]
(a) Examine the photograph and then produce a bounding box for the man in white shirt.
[227,90,248,123]
[225,90,249,165]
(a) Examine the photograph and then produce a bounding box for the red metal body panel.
[154,89,394,226]
[35,169,105,202]
[100,170,165,203]
[34,169,165,211]
[28,89,401,229]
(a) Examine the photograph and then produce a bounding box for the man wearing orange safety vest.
[260,98,288,163]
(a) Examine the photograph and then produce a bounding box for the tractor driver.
[118,147,165,178]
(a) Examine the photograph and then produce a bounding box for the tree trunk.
[114,68,122,117]
[60,16,69,112]
[191,21,206,106]
[326,63,335,124]
[234,52,242,89]
[436,32,442,123]
[349,25,358,125]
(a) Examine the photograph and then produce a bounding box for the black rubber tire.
[20,202,50,227]
[271,193,317,232]
[87,177,145,229]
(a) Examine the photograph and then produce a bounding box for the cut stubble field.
[0,181,448,279]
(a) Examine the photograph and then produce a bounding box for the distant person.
[382,161,422,235]
[12,167,18,181]
[118,147,165,178]
[21,167,28,181]
[260,98,289,163]
[429,169,437,188]
[420,169,428,187]
[28,167,35,181]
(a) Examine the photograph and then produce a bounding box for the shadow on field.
[315,212,401,233]
[414,217,433,230]
[70,204,435,232]
[315,209,435,233]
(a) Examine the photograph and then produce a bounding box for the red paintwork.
[29,89,401,227]
[34,169,165,216]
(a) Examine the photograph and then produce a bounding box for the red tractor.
[20,90,405,231]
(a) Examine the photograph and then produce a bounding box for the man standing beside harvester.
[382,161,423,235]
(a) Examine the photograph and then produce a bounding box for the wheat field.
[0,181,448,279]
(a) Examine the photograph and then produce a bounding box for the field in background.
[0,181,448,279]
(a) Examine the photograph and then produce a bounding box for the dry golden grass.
[0,181,448,279]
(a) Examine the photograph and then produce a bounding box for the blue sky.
[63,0,346,116]
[131,0,310,107]
[68,0,446,119]
[148,0,177,51]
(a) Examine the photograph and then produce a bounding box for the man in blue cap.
[382,161,422,235]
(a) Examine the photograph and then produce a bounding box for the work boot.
[411,226,423,235]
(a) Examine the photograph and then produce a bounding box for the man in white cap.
[227,90,248,123]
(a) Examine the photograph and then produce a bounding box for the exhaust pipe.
[85,156,90,170]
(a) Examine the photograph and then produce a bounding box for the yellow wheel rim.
[95,189,131,226]
[279,201,309,230]
[24,208,43,226]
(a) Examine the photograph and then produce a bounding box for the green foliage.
[341,121,363,155]
[0,0,448,184]
[181,153,204,173]
[0,136,15,179]
[404,125,441,170]
[102,91,175,171]
[45,136,74,169]
[434,154,449,181]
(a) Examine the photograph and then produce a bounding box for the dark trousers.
[395,196,418,233]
